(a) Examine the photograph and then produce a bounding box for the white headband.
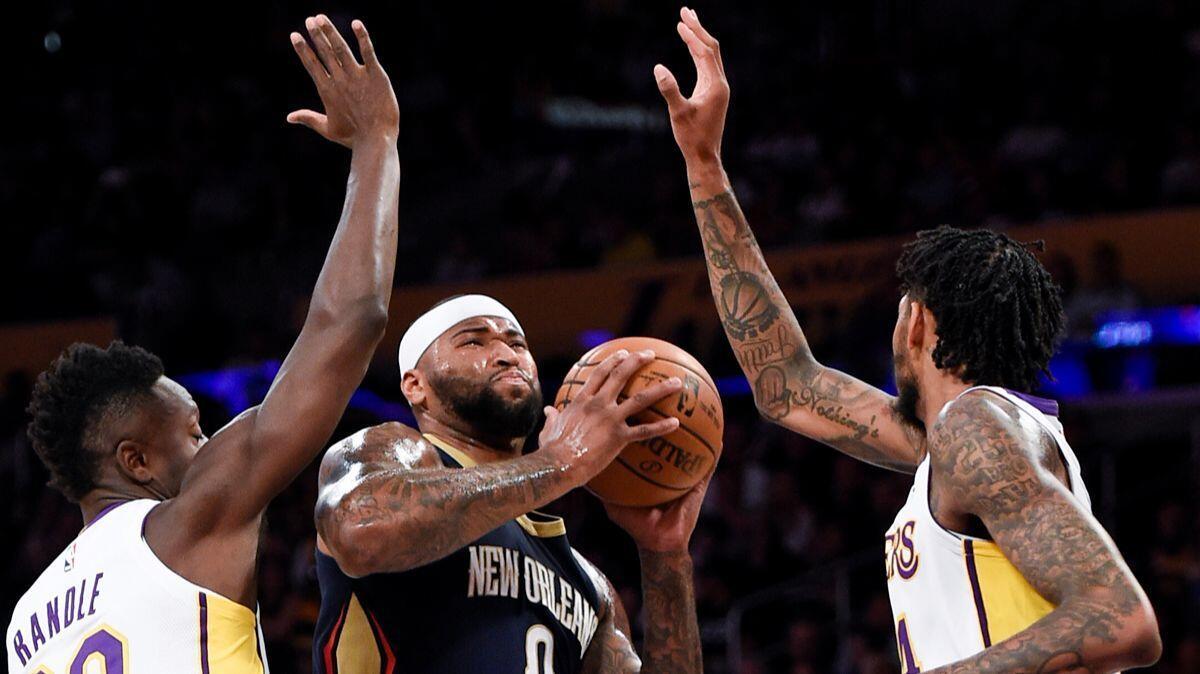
[397,295,524,373]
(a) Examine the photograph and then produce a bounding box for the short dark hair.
[896,226,1065,392]
[26,341,164,502]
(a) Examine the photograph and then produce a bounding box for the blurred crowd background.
[3,1,1200,672]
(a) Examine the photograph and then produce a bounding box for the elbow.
[1126,602,1163,667]
[323,521,389,579]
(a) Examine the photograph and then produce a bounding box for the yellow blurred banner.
[378,208,1200,365]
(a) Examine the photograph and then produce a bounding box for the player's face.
[421,317,543,440]
[891,295,923,430]
[145,377,208,497]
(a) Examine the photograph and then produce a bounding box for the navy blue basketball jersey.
[313,433,603,674]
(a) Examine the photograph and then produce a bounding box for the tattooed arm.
[653,8,922,472]
[579,552,703,674]
[580,464,711,673]
[925,392,1161,674]
[316,351,683,577]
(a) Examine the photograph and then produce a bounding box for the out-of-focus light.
[578,329,615,350]
[1094,320,1153,348]
[44,31,62,53]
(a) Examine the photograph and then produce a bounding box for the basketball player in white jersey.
[655,7,1161,673]
[8,15,399,673]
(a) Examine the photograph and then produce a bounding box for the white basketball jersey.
[884,386,1092,672]
[6,499,269,674]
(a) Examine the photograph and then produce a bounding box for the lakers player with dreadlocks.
[653,6,1161,674]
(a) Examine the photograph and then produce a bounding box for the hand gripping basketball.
[538,350,683,487]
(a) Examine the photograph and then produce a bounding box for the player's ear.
[905,299,927,354]
[401,370,427,408]
[115,439,157,485]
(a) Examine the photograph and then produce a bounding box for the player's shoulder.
[928,388,1051,481]
[318,422,439,486]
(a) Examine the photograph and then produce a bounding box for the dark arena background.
[4,1,1200,672]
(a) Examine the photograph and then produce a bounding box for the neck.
[77,484,161,525]
[916,368,973,430]
[416,412,524,464]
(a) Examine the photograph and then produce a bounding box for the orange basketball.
[553,337,724,506]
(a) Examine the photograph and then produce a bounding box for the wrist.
[534,439,587,488]
[351,132,399,153]
[684,157,728,191]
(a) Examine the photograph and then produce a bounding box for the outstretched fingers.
[290,31,329,84]
[305,16,340,74]
[351,20,379,69]
[680,7,723,70]
[315,14,359,70]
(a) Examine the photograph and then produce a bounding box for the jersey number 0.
[524,624,555,674]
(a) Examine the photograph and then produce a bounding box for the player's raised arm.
[164,15,400,529]
[924,393,1160,674]
[316,351,683,577]
[654,8,923,473]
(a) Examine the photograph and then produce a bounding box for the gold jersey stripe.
[335,594,382,674]
[200,592,265,674]
[967,539,1056,643]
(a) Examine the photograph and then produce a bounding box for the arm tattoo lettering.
[691,187,922,472]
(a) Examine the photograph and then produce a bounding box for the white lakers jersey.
[6,499,269,674]
[884,386,1092,672]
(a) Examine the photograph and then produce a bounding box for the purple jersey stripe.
[83,501,127,530]
[1005,389,1060,417]
[199,592,211,674]
[964,539,993,648]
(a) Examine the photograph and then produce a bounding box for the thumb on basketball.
[654,64,685,109]
[287,109,328,133]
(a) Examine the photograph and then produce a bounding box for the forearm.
[930,590,1155,674]
[308,137,400,321]
[685,160,919,470]
[685,159,816,383]
[320,450,578,575]
[638,549,703,674]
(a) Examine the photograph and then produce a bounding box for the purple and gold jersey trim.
[200,592,211,674]
[962,539,1056,646]
[963,540,993,647]
[195,591,265,674]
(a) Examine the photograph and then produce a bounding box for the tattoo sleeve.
[686,165,923,472]
[639,550,703,673]
[925,394,1160,674]
[579,551,702,673]
[315,423,576,576]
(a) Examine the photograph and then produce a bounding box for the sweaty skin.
[80,15,402,607]
[653,6,1160,673]
[317,323,709,672]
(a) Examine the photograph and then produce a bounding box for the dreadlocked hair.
[895,225,1065,392]
[26,341,164,502]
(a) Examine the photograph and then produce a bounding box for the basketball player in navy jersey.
[10,16,398,672]
[313,295,708,673]
[655,7,1160,674]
